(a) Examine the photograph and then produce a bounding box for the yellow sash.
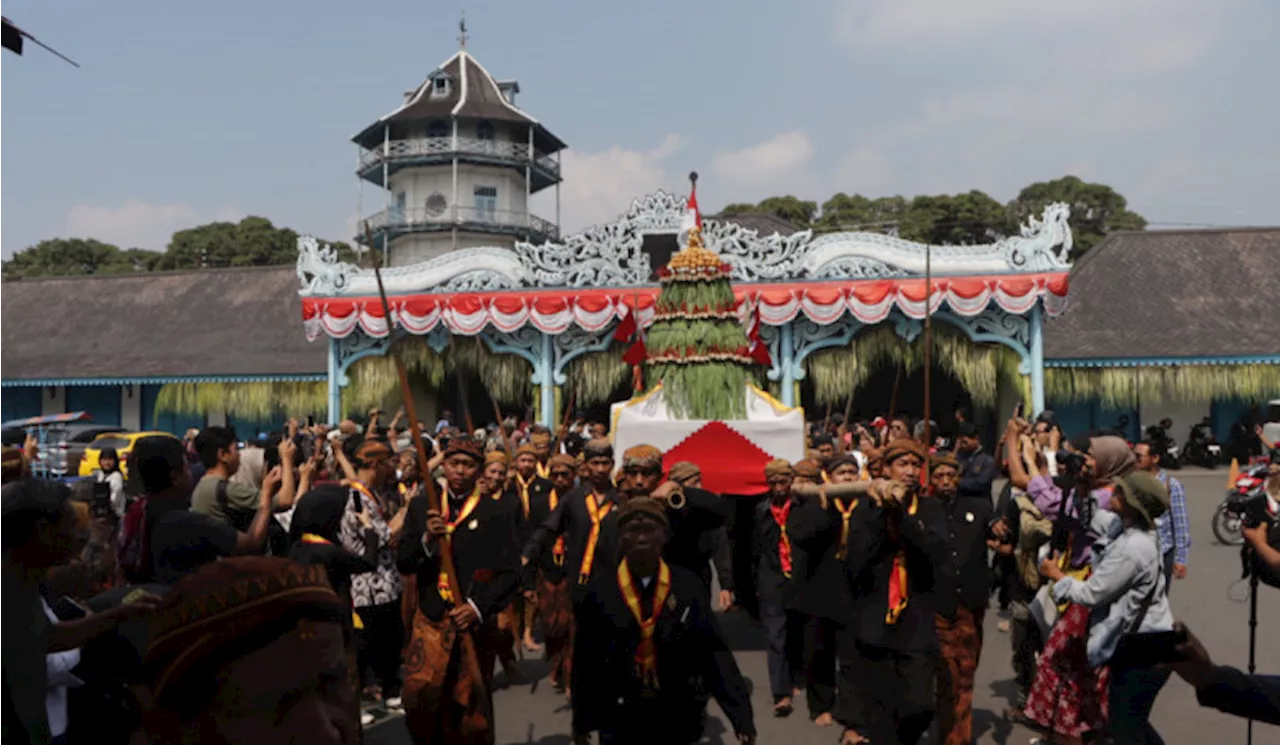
[834,497,858,560]
[514,473,533,517]
[437,485,483,604]
[549,488,566,565]
[578,493,614,585]
[616,559,672,689]
[885,492,919,625]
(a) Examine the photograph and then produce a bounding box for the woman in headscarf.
[1021,435,1135,745]
[1039,471,1173,744]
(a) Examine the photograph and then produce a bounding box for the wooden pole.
[364,222,483,684]
[888,368,901,423]
[923,243,933,480]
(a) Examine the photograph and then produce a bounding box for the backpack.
[116,497,151,584]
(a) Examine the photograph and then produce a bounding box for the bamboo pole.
[364,223,484,687]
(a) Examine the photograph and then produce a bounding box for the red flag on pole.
[747,302,772,366]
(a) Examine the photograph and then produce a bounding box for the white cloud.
[838,0,1233,75]
[62,200,243,251]
[534,134,683,233]
[710,131,815,187]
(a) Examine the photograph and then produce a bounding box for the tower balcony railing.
[359,137,560,176]
[362,205,560,243]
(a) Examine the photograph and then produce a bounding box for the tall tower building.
[352,39,566,266]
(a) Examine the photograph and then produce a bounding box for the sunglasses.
[550,469,575,478]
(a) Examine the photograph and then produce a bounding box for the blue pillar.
[540,332,555,428]
[780,321,796,407]
[327,337,342,425]
[1030,303,1046,416]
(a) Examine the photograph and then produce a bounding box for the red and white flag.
[677,179,703,247]
[746,301,772,366]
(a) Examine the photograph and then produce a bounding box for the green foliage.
[1007,176,1147,258]
[2,217,358,279]
[650,362,750,420]
[720,195,817,227]
[1,238,161,279]
[654,278,737,313]
[721,175,1146,259]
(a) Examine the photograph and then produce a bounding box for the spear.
[363,222,484,689]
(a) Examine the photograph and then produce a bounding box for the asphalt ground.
[368,469,1279,744]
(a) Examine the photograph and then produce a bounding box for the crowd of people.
[2,405,1278,745]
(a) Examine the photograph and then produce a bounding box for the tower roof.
[353,50,566,153]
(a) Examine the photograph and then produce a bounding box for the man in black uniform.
[396,436,524,743]
[571,497,756,745]
[929,450,994,745]
[615,444,731,600]
[787,454,863,738]
[843,439,948,745]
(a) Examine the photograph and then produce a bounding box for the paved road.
[369,470,1279,744]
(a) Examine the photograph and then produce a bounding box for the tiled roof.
[1044,227,1280,360]
[1,266,326,381]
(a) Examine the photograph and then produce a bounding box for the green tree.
[817,194,910,232]
[159,216,357,270]
[1007,176,1146,258]
[719,195,817,227]
[1,238,160,279]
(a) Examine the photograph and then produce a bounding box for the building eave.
[1,374,328,388]
[1045,354,1280,369]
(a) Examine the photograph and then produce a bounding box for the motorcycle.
[1181,417,1221,469]
[1145,419,1181,470]
[1212,461,1270,545]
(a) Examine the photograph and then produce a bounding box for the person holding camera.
[1170,621,1280,726]
[1020,434,1136,744]
[1039,471,1174,744]
[1242,459,1280,582]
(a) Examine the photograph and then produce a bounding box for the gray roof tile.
[1,266,326,380]
[1044,227,1280,360]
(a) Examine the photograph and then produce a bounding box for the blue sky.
[3,0,1278,255]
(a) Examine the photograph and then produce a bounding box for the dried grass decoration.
[804,324,1024,410]
[154,381,327,421]
[1047,363,1280,408]
[646,230,758,420]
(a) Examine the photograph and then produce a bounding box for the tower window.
[476,120,494,141]
[474,186,498,222]
[430,75,451,99]
[426,120,449,139]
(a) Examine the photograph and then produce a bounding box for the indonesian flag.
[677,180,703,247]
[747,301,772,366]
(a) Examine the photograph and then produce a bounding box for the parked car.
[2,423,129,475]
[78,431,180,478]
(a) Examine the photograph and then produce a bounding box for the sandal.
[840,729,869,745]
[773,698,794,718]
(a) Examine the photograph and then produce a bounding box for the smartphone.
[1013,402,1024,420]
[306,415,315,428]
[1114,629,1189,666]
[52,596,90,621]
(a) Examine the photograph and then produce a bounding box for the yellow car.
[78,431,181,478]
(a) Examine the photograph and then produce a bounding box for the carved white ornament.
[297,195,1071,296]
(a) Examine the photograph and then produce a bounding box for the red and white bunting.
[301,273,1069,341]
